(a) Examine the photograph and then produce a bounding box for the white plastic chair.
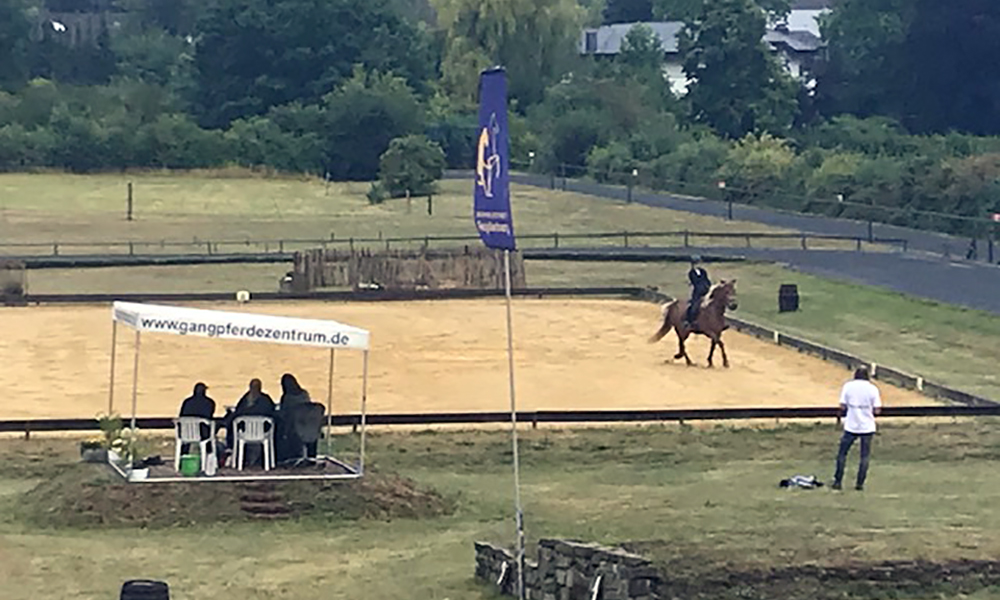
[173,417,218,476]
[233,416,275,471]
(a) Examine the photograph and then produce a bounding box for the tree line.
[1,0,999,233]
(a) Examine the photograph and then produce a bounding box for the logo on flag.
[473,68,516,251]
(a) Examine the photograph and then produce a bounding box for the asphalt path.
[450,171,1000,314]
[504,171,1000,262]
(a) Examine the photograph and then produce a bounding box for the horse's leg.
[718,336,730,368]
[676,331,694,366]
[707,337,717,368]
[673,330,685,360]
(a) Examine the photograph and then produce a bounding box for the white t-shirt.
[840,379,882,434]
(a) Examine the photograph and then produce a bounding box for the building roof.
[790,0,835,8]
[580,21,824,55]
[581,22,685,55]
[764,28,825,52]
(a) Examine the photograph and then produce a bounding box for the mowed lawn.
[2,422,1000,600]
[0,171,787,251]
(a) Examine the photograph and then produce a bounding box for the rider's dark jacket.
[687,266,711,322]
[689,266,711,297]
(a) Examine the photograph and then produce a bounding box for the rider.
[685,255,711,328]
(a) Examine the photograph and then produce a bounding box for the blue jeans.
[834,431,873,488]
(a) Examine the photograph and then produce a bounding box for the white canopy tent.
[107,301,371,482]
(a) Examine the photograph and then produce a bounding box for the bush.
[718,133,798,206]
[378,134,446,198]
[586,142,635,183]
[366,181,388,205]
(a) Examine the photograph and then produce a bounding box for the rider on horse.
[685,255,711,328]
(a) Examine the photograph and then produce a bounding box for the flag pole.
[504,248,525,600]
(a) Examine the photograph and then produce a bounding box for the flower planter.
[80,448,108,464]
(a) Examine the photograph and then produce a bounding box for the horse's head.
[709,279,738,311]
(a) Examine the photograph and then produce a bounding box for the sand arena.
[0,298,928,420]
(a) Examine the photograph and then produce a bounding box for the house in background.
[581,0,831,96]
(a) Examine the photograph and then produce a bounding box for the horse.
[648,279,738,368]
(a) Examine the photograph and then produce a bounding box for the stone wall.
[474,539,663,600]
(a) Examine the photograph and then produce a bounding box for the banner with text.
[473,67,516,250]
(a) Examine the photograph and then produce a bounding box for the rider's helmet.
[691,255,702,264]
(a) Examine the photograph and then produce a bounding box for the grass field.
[0,172,792,249]
[2,422,1000,599]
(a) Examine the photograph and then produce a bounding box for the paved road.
[495,171,1000,264]
[533,245,1000,314]
[454,171,1000,314]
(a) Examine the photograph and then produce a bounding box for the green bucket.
[179,454,200,477]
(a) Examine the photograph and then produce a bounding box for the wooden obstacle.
[292,247,527,292]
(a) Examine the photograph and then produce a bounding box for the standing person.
[832,367,882,491]
[685,255,712,328]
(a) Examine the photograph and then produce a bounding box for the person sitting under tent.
[178,382,218,455]
[223,378,276,468]
[685,255,712,329]
[278,373,317,462]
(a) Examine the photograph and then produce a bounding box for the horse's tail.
[648,302,674,343]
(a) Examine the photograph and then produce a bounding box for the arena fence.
[637,288,997,407]
[2,405,999,439]
[0,229,908,261]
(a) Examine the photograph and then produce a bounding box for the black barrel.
[120,580,170,600]
[778,284,799,313]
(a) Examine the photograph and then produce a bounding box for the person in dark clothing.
[279,373,311,409]
[178,382,216,455]
[180,382,215,419]
[278,373,316,461]
[235,378,276,417]
[685,256,712,327]
[226,378,276,468]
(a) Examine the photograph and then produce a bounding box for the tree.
[602,0,652,24]
[618,24,663,74]
[814,0,913,127]
[654,0,789,21]
[320,67,424,181]
[894,0,1000,135]
[192,0,435,128]
[0,0,30,89]
[378,134,446,197]
[679,0,798,138]
[435,0,583,107]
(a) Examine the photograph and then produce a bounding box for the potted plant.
[122,427,152,481]
[79,437,107,463]
[96,412,124,463]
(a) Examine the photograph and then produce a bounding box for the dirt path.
[0,299,929,419]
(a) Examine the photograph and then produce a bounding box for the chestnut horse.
[648,279,738,367]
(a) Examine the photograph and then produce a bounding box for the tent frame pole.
[108,320,118,415]
[325,348,335,455]
[359,350,369,474]
[129,330,141,460]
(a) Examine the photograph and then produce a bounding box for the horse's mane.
[708,280,735,301]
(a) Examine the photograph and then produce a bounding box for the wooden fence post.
[127,181,133,221]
